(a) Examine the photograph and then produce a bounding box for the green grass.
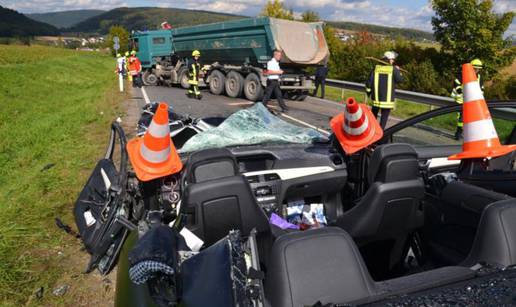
[0,45,123,305]
[317,85,514,140]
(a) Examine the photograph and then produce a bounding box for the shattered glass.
[180,103,326,152]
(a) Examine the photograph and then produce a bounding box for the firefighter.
[452,59,484,140]
[186,50,202,100]
[365,51,403,129]
[128,50,142,88]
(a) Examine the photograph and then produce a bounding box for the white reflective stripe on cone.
[344,116,369,136]
[147,121,170,138]
[140,144,170,163]
[463,119,498,142]
[345,107,363,122]
[463,81,484,103]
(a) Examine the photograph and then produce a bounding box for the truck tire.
[209,70,225,95]
[225,71,244,98]
[142,71,158,86]
[178,67,190,89]
[244,73,264,102]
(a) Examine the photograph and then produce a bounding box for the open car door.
[74,122,135,275]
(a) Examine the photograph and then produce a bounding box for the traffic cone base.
[331,97,383,155]
[448,63,516,160]
[127,102,183,181]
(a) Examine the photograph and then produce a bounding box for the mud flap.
[74,122,135,275]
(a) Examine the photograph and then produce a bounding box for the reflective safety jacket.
[451,78,464,104]
[127,56,142,76]
[365,65,403,109]
[188,58,201,85]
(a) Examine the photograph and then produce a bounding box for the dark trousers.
[262,79,287,110]
[372,106,391,129]
[313,78,325,98]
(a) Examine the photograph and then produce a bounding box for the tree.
[432,0,515,76]
[301,10,320,22]
[261,0,294,20]
[106,25,129,56]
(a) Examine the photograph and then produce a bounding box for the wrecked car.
[72,94,516,306]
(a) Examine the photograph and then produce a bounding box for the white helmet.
[383,51,398,60]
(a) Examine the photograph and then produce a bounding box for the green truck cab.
[130,17,329,101]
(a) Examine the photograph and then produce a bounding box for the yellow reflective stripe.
[373,65,394,107]
[386,69,392,103]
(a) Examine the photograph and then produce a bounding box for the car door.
[74,122,136,275]
[382,102,516,175]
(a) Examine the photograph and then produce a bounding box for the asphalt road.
[131,85,401,137]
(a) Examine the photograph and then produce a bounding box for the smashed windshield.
[180,103,326,152]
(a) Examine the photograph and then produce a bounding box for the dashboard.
[230,143,348,215]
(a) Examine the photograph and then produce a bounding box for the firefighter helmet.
[192,50,201,57]
[383,51,397,60]
[116,53,121,57]
[131,50,137,55]
[125,51,129,57]
[471,59,483,69]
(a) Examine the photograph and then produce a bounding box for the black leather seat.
[265,227,378,306]
[462,199,516,267]
[334,143,425,269]
[265,227,476,306]
[181,148,270,247]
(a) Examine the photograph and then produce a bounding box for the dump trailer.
[131,17,329,101]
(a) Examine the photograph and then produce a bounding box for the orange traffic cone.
[330,97,383,155]
[448,64,516,160]
[127,102,183,181]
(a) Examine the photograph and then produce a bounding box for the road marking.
[226,101,255,106]
[141,86,151,104]
[280,113,331,136]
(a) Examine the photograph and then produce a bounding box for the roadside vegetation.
[0,45,123,305]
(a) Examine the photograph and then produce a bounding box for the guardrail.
[325,78,516,121]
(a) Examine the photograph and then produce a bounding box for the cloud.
[0,0,127,13]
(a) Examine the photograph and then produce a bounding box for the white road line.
[280,113,331,136]
[141,86,151,104]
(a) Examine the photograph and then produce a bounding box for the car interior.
[175,140,516,306]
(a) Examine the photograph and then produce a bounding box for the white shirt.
[267,58,281,80]
[117,57,125,71]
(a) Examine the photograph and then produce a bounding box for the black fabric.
[371,106,391,129]
[182,175,270,247]
[315,66,329,79]
[184,148,238,184]
[265,227,378,307]
[187,58,200,81]
[313,78,326,98]
[366,65,403,103]
[462,199,516,267]
[262,79,287,110]
[181,231,252,307]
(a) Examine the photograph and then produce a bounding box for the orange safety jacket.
[128,56,142,76]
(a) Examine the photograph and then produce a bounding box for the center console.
[245,172,282,215]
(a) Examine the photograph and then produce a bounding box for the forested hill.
[68,7,245,33]
[327,21,435,41]
[27,9,105,28]
[0,6,59,37]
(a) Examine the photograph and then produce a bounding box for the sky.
[1,0,515,35]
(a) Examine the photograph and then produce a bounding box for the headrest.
[185,148,238,184]
[368,143,419,184]
[265,227,376,307]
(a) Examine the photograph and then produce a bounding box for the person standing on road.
[365,51,403,129]
[128,50,142,88]
[451,58,484,140]
[124,51,130,80]
[262,49,288,112]
[313,64,329,99]
[116,53,125,92]
[186,50,202,100]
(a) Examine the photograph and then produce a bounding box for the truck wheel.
[209,70,225,95]
[225,71,244,98]
[143,71,158,86]
[178,67,190,89]
[243,73,263,101]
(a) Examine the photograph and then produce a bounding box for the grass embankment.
[317,85,514,140]
[0,45,123,305]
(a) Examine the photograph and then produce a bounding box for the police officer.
[452,59,484,140]
[365,51,403,129]
[186,50,202,100]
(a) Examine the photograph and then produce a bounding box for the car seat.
[333,143,425,269]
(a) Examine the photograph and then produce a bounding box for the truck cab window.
[152,37,165,45]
